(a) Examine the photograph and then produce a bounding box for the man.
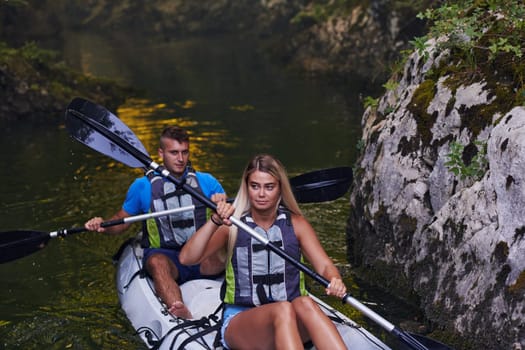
[85,126,226,319]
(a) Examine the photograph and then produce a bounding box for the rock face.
[348,38,525,349]
[278,1,425,82]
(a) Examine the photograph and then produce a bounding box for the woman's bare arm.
[292,215,347,298]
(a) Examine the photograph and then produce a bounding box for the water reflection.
[62,31,366,173]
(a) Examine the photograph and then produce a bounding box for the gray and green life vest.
[223,209,307,306]
[142,170,207,249]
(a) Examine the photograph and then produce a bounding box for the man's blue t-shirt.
[122,172,225,215]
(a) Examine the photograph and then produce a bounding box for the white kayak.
[115,236,392,350]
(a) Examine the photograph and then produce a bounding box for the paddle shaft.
[50,205,195,238]
[3,107,349,263]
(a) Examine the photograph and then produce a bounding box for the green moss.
[509,270,525,294]
[433,18,525,136]
[426,328,477,350]
[421,57,517,139]
[411,9,525,139]
[456,79,516,137]
[397,212,418,245]
[407,79,438,147]
[353,259,421,305]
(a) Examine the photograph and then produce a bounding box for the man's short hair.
[160,126,190,147]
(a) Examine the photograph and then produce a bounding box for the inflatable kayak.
[115,236,392,350]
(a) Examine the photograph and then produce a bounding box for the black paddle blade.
[0,230,51,263]
[290,167,353,203]
[65,97,149,168]
[407,333,455,350]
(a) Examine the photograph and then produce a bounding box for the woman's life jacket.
[223,208,308,306]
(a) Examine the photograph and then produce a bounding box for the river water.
[0,32,415,349]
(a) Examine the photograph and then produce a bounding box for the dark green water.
[0,32,413,349]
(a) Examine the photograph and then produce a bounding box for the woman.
[179,154,348,350]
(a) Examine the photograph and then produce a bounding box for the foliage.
[407,0,525,146]
[411,1,525,111]
[382,80,399,92]
[415,0,525,64]
[445,140,488,181]
[363,96,379,109]
[0,40,134,123]
[20,41,58,64]
[409,36,430,60]
[0,41,56,65]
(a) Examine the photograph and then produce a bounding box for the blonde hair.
[227,154,303,256]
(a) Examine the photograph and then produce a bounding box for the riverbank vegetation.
[369,0,525,104]
[0,41,134,124]
[415,0,524,102]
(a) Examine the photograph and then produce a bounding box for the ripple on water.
[1,304,145,350]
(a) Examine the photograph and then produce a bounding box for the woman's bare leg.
[225,301,303,350]
[292,296,347,350]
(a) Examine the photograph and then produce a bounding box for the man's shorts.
[143,247,202,284]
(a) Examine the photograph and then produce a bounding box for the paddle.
[0,206,196,264]
[1,105,350,266]
[290,166,352,203]
[65,97,451,350]
[0,163,349,265]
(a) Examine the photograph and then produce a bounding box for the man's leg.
[145,252,192,319]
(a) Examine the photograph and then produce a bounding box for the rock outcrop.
[348,38,525,349]
[277,0,425,82]
[0,45,134,125]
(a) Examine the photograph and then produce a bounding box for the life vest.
[142,168,207,249]
[223,209,308,306]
